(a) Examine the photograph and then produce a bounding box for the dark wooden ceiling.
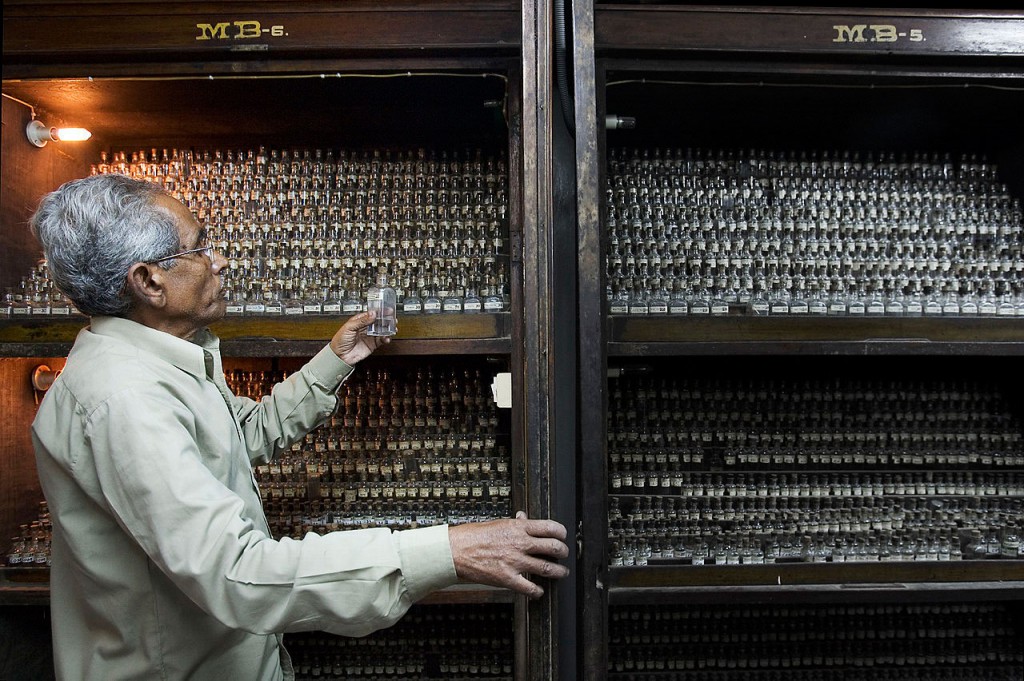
[2,74,510,151]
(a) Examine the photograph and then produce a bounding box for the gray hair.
[29,174,182,317]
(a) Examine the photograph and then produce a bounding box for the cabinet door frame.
[575,5,1024,679]
[2,2,572,679]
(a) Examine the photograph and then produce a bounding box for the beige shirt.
[31,316,457,681]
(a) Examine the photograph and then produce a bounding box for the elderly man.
[30,173,569,681]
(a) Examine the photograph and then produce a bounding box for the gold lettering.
[195,22,230,41]
[233,20,262,39]
[832,24,868,43]
[196,18,286,41]
[870,24,898,43]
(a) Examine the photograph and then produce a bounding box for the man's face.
[153,194,228,336]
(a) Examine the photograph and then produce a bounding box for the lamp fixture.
[26,119,92,148]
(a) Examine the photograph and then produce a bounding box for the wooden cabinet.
[1,2,572,679]
[8,2,1024,679]
[573,4,1024,679]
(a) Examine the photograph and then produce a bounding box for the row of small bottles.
[262,499,513,539]
[2,263,510,323]
[98,146,508,197]
[610,494,1020,540]
[607,374,1024,470]
[228,364,505,441]
[609,511,1023,566]
[223,361,514,539]
[608,603,1023,679]
[604,369,1024,564]
[4,502,51,567]
[1,257,511,320]
[220,263,508,317]
[2,262,80,319]
[610,444,1022,472]
[609,471,1024,498]
[285,604,512,680]
[611,148,1005,181]
[105,145,512,316]
[605,147,1024,316]
[98,146,509,231]
[2,144,515,319]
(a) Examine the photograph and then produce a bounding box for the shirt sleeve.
[229,344,353,465]
[84,385,458,638]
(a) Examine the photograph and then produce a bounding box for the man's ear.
[125,262,168,309]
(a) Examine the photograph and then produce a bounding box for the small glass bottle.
[827,281,848,316]
[441,275,464,313]
[402,281,423,315]
[788,278,809,315]
[627,281,649,315]
[224,283,245,316]
[482,281,504,313]
[884,286,905,316]
[608,281,630,315]
[959,281,979,315]
[283,285,305,316]
[48,282,71,317]
[463,282,483,314]
[29,277,52,317]
[366,271,397,336]
[341,280,362,315]
[668,278,689,315]
[320,286,342,317]
[807,283,828,315]
[767,282,789,315]
[243,283,267,316]
[0,288,14,317]
[904,283,924,317]
[847,284,866,316]
[923,285,944,316]
[647,278,669,315]
[748,282,769,316]
[422,279,442,315]
[865,284,886,316]
[263,284,284,316]
[301,283,323,316]
[941,283,961,316]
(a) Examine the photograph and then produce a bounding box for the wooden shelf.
[608,561,1024,605]
[0,313,513,357]
[606,315,1024,356]
[0,568,49,606]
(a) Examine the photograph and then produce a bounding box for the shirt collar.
[88,316,221,380]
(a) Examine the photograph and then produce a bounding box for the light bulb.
[26,119,92,147]
[53,128,92,142]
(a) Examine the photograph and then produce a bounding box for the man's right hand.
[447,511,570,599]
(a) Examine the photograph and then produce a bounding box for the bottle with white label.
[402,277,423,314]
[422,279,442,315]
[341,279,362,315]
[366,271,397,336]
[0,288,14,317]
[463,282,483,314]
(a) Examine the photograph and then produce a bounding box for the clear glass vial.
[367,271,398,336]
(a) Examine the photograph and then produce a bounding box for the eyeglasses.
[146,227,215,265]
[146,244,215,265]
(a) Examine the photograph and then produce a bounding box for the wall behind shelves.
[0,358,64,545]
[1,96,96,291]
